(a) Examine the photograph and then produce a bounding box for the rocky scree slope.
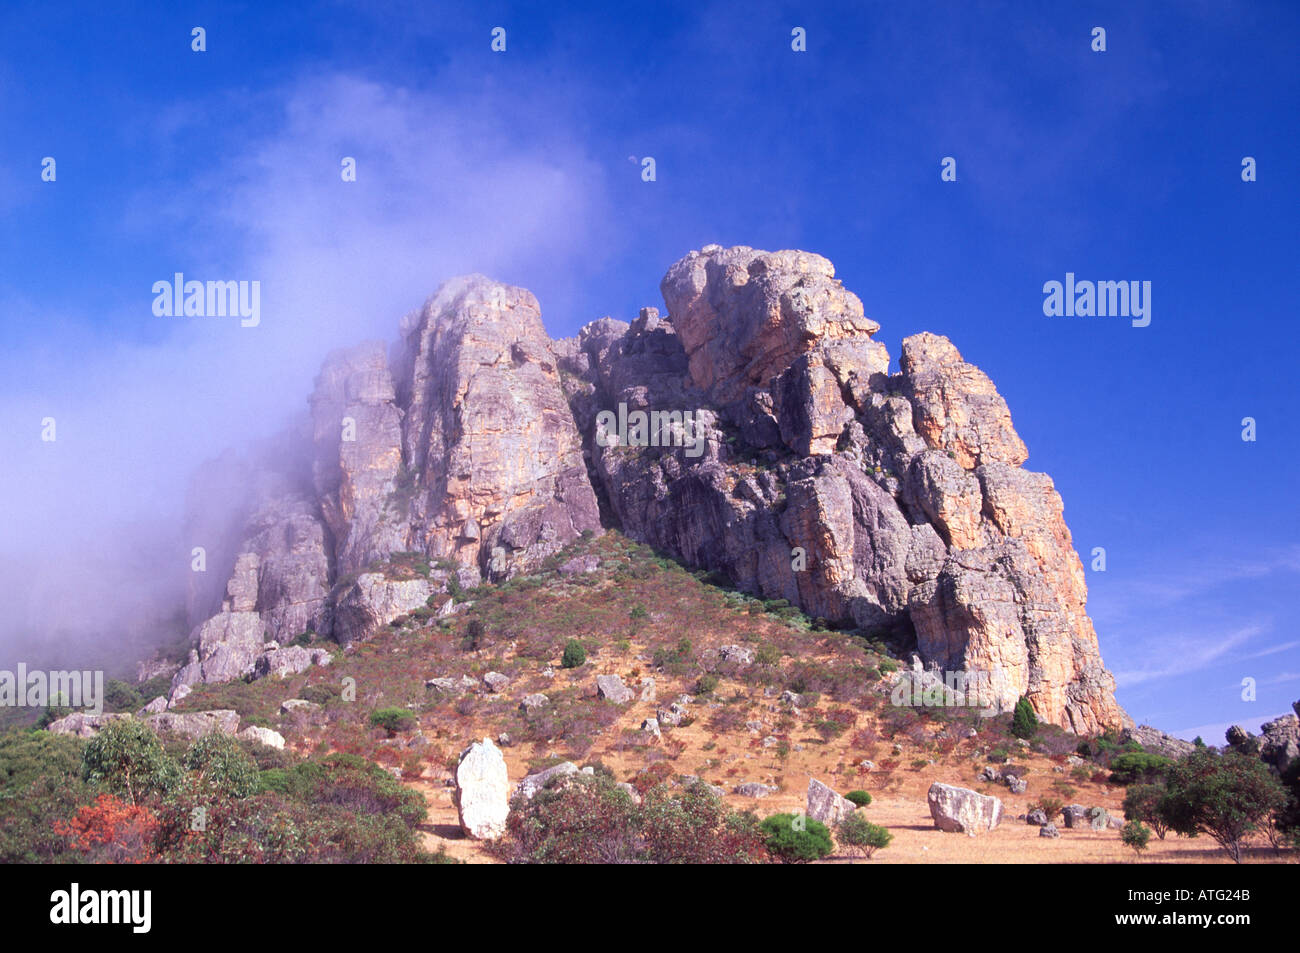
[171,244,1126,735]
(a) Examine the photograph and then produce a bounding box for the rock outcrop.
[927,782,1003,835]
[806,778,856,826]
[1122,724,1196,761]
[166,244,1126,735]
[560,245,1125,733]
[394,276,601,579]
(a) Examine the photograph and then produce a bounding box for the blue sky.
[1,0,1297,738]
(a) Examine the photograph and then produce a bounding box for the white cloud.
[1113,624,1266,688]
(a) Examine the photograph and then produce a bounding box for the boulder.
[280,699,321,715]
[596,674,634,704]
[45,712,130,738]
[657,707,684,727]
[166,682,192,709]
[455,738,510,839]
[146,709,240,739]
[1121,724,1196,760]
[137,696,168,715]
[927,782,1003,835]
[1008,777,1028,795]
[518,693,549,712]
[482,671,510,693]
[734,782,775,798]
[806,778,856,826]
[238,726,286,749]
[513,761,579,801]
[719,644,755,665]
[1061,804,1090,829]
[1259,710,1300,771]
[332,573,436,645]
[1025,808,1048,826]
[254,645,332,680]
[1039,822,1060,838]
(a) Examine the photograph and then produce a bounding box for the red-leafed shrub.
[53,794,158,864]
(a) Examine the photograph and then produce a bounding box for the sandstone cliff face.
[173,276,600,695]
[310,340,407,576]
[171,245,1126,734]
[560,244,1126,734]
[394,276,601,580]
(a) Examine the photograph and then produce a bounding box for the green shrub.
[501,774,642,863]
[836,812,892,860]
[182,732,259,798]
[1108,751,1172,786]
[1010,696,1038,739]
[1122,820,1152,856]
[0,731,91,863]
[81,717,179,804]
[695,674,719,696]
[300,682,341,706]
[639,781,767,863]
[561,639,587,669]
[845,790,872,807]
[369,707,418,734]
[256,760,327,799]
[759,813,833,864]
[102,679,143,713]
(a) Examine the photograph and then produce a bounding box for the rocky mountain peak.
[173,244,1127,735]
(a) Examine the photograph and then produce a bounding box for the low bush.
[760,812,832,863]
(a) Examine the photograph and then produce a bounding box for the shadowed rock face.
[173,246,1126,734]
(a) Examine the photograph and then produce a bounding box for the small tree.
[461,619,485,651]
[369,707,418,735]
[1122,783,1169,839]
[845,790,872,807]
[760,813,832,864]
[182,733,259,798]
[837,812,892,861]
[1158,748,1286,862]
[561,639,587,669]
[81,718,179,805]
[1010,696,1038,739]
[1034,796,1065,823]
[1122,820,1152,857]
